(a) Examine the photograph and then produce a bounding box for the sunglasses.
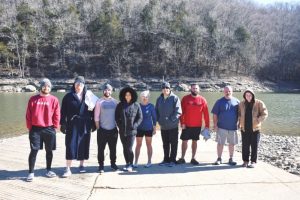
[162,87,170,89]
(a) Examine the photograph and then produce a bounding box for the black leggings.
[28,150,53,173]
[120,135,135,165]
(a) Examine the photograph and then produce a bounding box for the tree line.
[0,0,299,81]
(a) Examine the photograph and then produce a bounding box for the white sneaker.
[127,165,133,172]
[144,163,152,168]
[27,173,34,182]
[45,170,57,178]
[62,168,72,178]
[248,162,256,168]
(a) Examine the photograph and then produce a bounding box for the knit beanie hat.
[103,83,113,91]
[39,78,52,90]
[74,76,85,84]
[161,81,171,89]
[140,90,150,97]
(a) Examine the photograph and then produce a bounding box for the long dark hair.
[119,87,138,103]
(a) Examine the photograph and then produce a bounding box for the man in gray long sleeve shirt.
[155,82,182,167]
[94,84,119,173]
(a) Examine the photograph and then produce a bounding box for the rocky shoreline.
[1,76,299,93]
[235,134,300,176]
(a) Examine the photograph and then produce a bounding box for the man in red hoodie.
[25,78,60,182]
[177,84,210,165]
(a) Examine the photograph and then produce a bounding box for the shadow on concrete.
[117,163,243,176]
[0,166,99,181]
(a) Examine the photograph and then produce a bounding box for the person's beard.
[41,88,50,95]
[191,91,198,96]
[104,93,110,98]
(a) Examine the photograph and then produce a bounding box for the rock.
[0,85,15,92]
[15,87,22,92]
[276,161,283,167]
[270,156,277,161]
[23,85,37,92]
[176,83,190,92]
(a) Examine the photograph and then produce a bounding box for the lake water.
[0,92,299,139]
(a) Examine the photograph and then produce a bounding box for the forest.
[0,0,299,81]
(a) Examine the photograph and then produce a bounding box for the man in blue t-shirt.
[211,86,239,166]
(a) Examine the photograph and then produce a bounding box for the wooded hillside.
[0,0,299,81]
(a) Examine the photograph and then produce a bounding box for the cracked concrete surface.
[1,132,300,200]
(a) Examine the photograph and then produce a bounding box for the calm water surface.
[0,92,299,139]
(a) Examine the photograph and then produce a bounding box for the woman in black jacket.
[115,87,143,172]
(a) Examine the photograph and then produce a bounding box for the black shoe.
[190,158,199,165]
[111,164,119,171]
[228,158,237,166]
[98,165,104,173]
[177,158,186,164]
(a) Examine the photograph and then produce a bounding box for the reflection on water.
[0,91,299,139]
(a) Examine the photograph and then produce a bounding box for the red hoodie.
[26,94,60,130]
[180,94,210,128]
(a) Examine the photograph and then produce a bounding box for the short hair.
[224,85,233,91]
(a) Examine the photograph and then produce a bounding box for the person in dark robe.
[60,76,94,177]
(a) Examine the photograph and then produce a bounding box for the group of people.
[25,76,268,182]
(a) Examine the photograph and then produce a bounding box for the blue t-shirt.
[211,97,240,130]
[138,103,157,131]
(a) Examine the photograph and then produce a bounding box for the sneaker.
[168,162,176,167]
[123,164,133,172]
[111,164,119,171]
[26,173,34,182]
[132,164,138,168]
[62,168,72,178]
[45,170,57,178]
[190,158,199,165]
[98,166,104,173]
[144,163,152,168]
[248,162,256,168]
[159,161,169,166]
[228,158,237,166]
[177,158,186,164]
[123,164,130,171]
[214,158,222,165]
[79,165,86,173]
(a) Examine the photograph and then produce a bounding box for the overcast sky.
[252,0,300,5]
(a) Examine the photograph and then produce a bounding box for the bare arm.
[213,114,218,131]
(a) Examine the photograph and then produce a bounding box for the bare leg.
[181,140,188,159]
[79,160,84,166]
[191,140,197,159]
[134,137,143,165]
[228,144,235,158]
[145,136,153,164]
[66,160,72,168]
[217,144,224,158]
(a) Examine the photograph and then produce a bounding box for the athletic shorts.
[215,128,238,145]
[136,130,153,137]
[180,127,202,141]
[29,126,56,151]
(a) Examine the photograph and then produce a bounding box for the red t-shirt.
[180,94,210,128]
[26,94,60,130]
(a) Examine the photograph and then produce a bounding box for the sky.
[252,0,300,5]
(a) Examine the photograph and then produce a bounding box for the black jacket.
[115,87,143,136]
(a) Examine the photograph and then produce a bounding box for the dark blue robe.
[60,86,93,160]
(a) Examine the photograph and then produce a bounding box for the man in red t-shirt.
[177,84,210,165]
[25,78,60,182]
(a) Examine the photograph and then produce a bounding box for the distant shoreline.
[1,76,300,93]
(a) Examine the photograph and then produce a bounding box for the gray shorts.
[215,128,238,145]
